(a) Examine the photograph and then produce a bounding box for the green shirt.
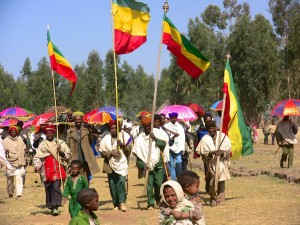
[69,210,100,225]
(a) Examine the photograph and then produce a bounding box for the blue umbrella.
[99,106,123,117]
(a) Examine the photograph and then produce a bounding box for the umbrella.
[158,105,198,122]
[0,119,19,128]
[210,100,223,111]
[88,112,113,125]
[271,99,300,117]
[136,111,151,118]
[99,106,123,117]
[84,109,117,122]
[32,113,55,128]
[22,120,33,129]
[0,107,34,118]
[187,103,205,116]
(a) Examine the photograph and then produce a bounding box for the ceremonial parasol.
[136,111,151,118]
[271,99,300,117]
[88,112,113,125]
[158,105,198,122]
[186,103,205,116]
[0,119,19,128]
[99,106,123,117]
[210,100,223,111]
[0,107,34,118]
[32,113,55,128]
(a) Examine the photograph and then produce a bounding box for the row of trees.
[0,0,299,121]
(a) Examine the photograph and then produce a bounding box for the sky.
[0,0,272,79]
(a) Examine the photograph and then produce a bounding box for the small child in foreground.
[69,188,100,225]
[159,180,205,225]
[177,170,206,225]
[63,160,89,218]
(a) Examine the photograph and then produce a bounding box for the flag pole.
[143,0,169,195]
[110,0,121,151]
[213,53,230,197]
[50,68,64,189]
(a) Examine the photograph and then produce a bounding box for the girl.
[63,160,89,218]
[159,180,205,225]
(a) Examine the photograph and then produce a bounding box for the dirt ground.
[0,129,300,225]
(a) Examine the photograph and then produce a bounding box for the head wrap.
[44,124,56,134]
[169,112,178,118]
[140,117,151,126]
[205,120,216,129]
[73,111,84,118]
[9,126,19,134]
[160,180,184,206]
[108,120,116,128]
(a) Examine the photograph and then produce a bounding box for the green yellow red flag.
[47,30,77,95]
[162,16,210,79]
[112,0,150,55]
[222,60,253,160]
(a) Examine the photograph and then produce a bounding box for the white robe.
[132,128,169,171]
[164,122,186,154]
[196,131,231,181]
[99,131,131,176]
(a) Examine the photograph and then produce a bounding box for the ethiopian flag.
[162,16,210,79]
[112,0,150,55]
[47,30,77,95]
[222,60,253,160]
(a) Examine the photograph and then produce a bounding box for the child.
[159,180,205,225]
[177,171,205,225]
[69,188,100,225]
[63,160,89,218]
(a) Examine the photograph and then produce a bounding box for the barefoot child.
[177,171,205,225]
[63,160,89,218]
[69,188,100,225]
[159,180,205,225]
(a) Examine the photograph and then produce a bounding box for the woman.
[3,126,26,199]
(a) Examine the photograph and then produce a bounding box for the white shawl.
[164,122,186,154]
[99,131,130,176]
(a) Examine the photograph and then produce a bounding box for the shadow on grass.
[99,200,111,207]
[30,210,52,216]
[36,204,48,209]
[129,200,147,210]
[132,183,144,187]
[201,196,241,206]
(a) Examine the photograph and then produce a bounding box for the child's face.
[185,179,199,196]
[87,195,99,211]
[163,187,178,207]
[70,164,80,177]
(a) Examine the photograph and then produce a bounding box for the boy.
[69,188,100,225]
[63,160,89,218]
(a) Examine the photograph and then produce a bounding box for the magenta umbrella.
[0,107,34,118]
[158,105,198,122]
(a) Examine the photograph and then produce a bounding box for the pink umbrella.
[0,119,19,128]
[158,105,198,122]
[0,107,34,118]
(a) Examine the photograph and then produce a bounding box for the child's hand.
[180,212,190,219]
[171,210,182,220]
[190,195,201,203]
[63,197,67,204]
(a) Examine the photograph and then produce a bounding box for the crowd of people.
[0,110,297,224]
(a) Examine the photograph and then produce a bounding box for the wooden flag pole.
[143,0,169,195]
[50,69,64,188]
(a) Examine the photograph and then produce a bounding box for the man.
[99,120,132,212]
[66,112,100,181]
[132,115,169,210]
[268,119,277,145]
[196,120,231,206]
[3,126,27,199]
[164,112,185,180]
[34,125,71,215]
[275,116,298,168]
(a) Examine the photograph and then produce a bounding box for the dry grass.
[0,129,300,224]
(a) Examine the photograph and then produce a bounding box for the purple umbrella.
[99,106,123,117]
[0,107,34,118]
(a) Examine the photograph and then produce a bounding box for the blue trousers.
[168,151,183,180]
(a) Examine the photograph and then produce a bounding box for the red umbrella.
[271,99,300,117]
[32,113,55,128]
[210,100,223,111]
[88,112,113,125]
[136,111,151,118]
[187,103,205,116]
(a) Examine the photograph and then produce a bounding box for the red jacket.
[44,155,66,182]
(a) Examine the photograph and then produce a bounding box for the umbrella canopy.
[84,109,117,122]
[210,100,223,111]
[271,99,300,117]
[0,107,34,118]
[99,106,123,117]
[187,103,205,116]
[88,112,113,125]
[0,119,19,128]
[136,111,151,118]
[22,120,33,129]
[32,113,55,128]
[158,105,198,122]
